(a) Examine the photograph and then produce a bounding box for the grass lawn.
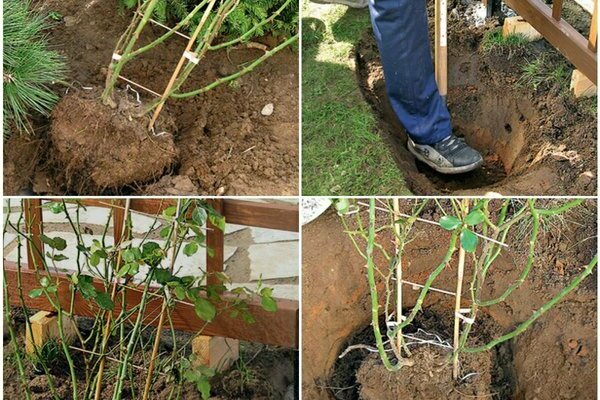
[301,0,410,195]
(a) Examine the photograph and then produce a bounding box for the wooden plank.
[24,199,44,270]
[38,198,299,232]
[206,199,225,287]
[589,0,598,51]
[223,200,299,232]
[552,0,563,20]
[505,0,597,84]
[4,262,299,348]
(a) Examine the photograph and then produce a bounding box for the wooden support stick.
[435,0,448,100]
[94,199,131,400]
[142,199,183,400]
[392,199,403,354]
[452,199,468,380]
[589,0,598,51]
[148,0,217,130]
[23,199,44,270]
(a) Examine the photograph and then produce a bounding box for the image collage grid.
[2,0,599,399]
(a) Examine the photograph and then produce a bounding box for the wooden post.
[23,199,44,270]
[148,0,217,129]
[435,0,448,100]
[206,199,225,287]
[552,0,564,20]
[25,311,76,354]
[452,199,469,380]
[589,0,598,52]
[192,335,239,372]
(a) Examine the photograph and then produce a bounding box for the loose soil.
[356,1,597,195]
[3,311,296,400]
[302,200,597,399]
[4,0,298,195]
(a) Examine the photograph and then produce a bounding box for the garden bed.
[4,0,298,196]
[356,0,596,195]
[302,200,597,399]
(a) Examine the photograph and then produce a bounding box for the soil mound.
[357,347,493,400]
[50,90,177,191]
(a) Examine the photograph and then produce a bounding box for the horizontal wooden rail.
[33,198,299,232]
[4,262,299,348]
[504,0,597,84]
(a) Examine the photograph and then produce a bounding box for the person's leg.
[368,0,483,173]
[368,0,449,145]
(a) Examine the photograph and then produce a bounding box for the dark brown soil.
[50,89,177,192]
[302,200,597,400]
[3,311,296,400]
[355,1,597,195]
[4,0,298,195]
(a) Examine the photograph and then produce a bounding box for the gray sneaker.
[310,0,368,8]
[407,135,483,174]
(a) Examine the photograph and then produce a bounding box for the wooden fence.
[485,0,598,84]
[4,198,299,349]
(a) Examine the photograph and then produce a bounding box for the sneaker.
[310,0,368,8]
[407,135,483,174]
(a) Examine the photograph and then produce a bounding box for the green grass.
[302,1,409,195]
[519,54,570,91]
[480,29,528,53]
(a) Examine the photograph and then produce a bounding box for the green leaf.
[159,226,172,239]
[47,252,68,261]
[94,291,114,311]
[28,288,44,298]
[464,210,485,226]
[460,229,479,253]
[208,214,226,232]
[89,252,101,267]
[77,275,96,299]
[52,237,67,251]
[194,298,216,322]
[163,205,177,217]
[334,198,349,214]
[174,286,186,301]
[197,378,211,400]
[192,208,208,226]
[261,295,277,312]
[439,216,461,230]
[142,242,163,267]
[154,268,173,285]
[40,276,50,288]
[122,248,141,263]
[183,242,199,257]
[46,202,65,214]
[206,247,215,258]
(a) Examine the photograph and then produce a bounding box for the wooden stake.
[589,0,597,52]
[141,199,183,400]
[392,199,403,354]
[452,199,468,380]
[148,0,216,130]
[435,0,448,100]
[94,199,131,400]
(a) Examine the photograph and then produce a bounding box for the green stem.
[465,255,597,353]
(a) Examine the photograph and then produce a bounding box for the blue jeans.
[368,0,451,145]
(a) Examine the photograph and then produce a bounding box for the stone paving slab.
[228,283,299,301]
[250,227,299,243]
[248,242,299,281]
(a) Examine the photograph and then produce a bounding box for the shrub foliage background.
[3,0,66,136]
[120,0,298,38]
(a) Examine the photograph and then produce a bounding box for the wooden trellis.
[4,198,299,349]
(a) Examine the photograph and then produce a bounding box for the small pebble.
[261,103,274,116]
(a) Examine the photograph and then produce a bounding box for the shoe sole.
[310,0,368,8]
[408,141,484,175]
